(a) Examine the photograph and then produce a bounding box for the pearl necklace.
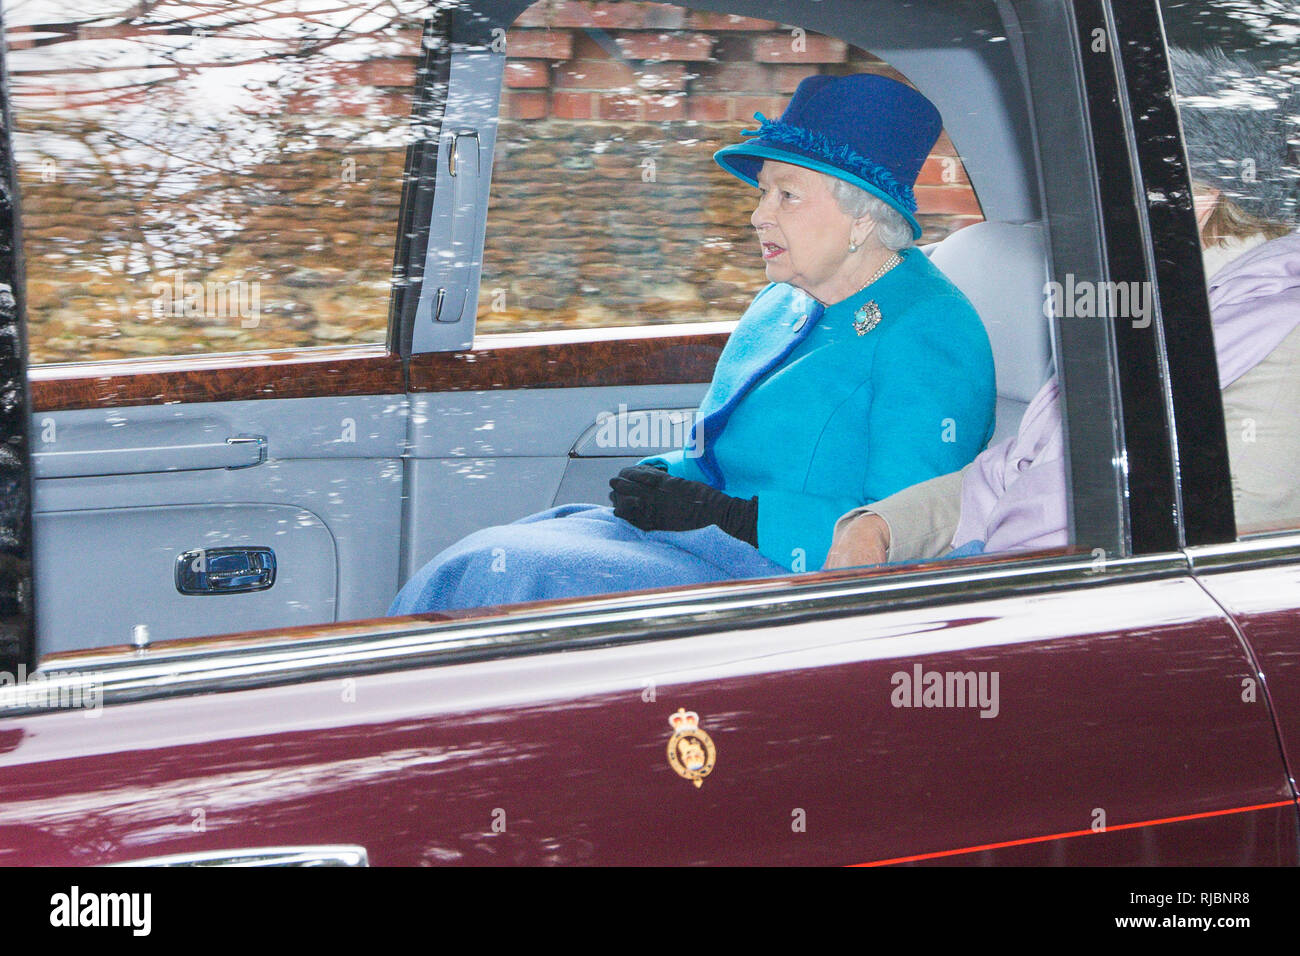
[794,252,904,335]
[855,252,902,295]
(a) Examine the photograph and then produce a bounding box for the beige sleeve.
[831,467,969,563]
[1222,322,1300,534]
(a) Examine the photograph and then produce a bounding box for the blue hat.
[714,74,943,239]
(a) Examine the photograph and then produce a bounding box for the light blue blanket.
[389,504,789,614]
[945,540,986,559]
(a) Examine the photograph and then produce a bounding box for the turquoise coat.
[389,247,996,615]
[644,246,995,570]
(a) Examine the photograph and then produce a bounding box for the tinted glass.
[1162,0,1300,536]
[5,0,428,363]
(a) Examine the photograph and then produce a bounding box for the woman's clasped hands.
[609,464,758,546]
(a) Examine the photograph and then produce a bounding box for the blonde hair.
[1202,195,1292,247]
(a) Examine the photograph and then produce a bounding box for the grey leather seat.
[926,221,1053,447]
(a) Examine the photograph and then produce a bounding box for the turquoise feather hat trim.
[741,112,917,214]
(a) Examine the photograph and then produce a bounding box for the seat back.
[927,221,1053,446]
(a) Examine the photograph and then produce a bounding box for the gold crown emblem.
[666,707,716,788]
[669,708,699,733]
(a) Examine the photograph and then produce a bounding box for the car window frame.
[1112,0,1236,547]
[418,0,1153,554]
[11,0,437,408]
[0,0,1232,704]
[0,0,34,678]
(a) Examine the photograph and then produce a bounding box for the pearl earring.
[848,240,859,254]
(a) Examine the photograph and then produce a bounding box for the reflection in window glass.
[5,0,427,364]
[478,0,982,333]
[1162,0,1300,536]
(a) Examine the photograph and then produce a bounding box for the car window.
[4,0,428,365]
[1161,0,1300,538]
[10,0,1141,662]
[477,0,983,334]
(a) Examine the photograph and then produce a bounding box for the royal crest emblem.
[853,300,883,336]
[666,708,716,788]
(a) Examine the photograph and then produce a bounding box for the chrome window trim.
[107,845,369,868]
[1185,531,1300,574]
[3,550,1188,716]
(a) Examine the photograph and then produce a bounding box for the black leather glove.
[609,464,758,546]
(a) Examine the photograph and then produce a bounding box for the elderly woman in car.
[391,73,995,613]
[824,48,1300,568]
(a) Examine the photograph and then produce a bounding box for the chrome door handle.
[448,129,478,177]
[224,434,268,469]
[175,547,276,595]
[109,845,369,867]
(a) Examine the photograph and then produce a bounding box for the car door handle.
[33,424,267,478]
[176,547,277,595]
[108,845,369,867]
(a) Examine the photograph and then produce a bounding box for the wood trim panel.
[409,328,729,392]
[29,346,405,412]
[30,326,733,410]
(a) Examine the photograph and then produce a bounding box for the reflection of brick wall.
[478,2,981,332]
[17,114,406,365]
[16,106,410,364]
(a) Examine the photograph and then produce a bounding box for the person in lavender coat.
[825,48,1300,568]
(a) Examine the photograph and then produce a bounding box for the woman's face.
[751,160,860,301]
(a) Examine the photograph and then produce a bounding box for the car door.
[0,0,1293,867]
[6,0,997,646]
[1154,0,1300,825]
[10,1,425,652]
[7,0,734,652]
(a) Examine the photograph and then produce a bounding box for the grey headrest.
[928,221,1052,404]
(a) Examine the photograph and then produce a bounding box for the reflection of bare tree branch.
[309,0,398,44]
[15,0,421,360]
[8,1,390,48]
[10,0,411,112]
[11,40,357,76]
[103,128,248,176]
[13,38,379,77]
[6,1,417,130]
[35,74,188,110]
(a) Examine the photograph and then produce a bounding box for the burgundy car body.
[0,570,1294,866]
[0,0,1296,867]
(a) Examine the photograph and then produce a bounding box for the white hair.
[827,176,915,251]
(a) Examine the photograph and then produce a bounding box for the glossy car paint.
[0,573,1292,865]
[1192,543,1300,799]
[0,0,1296,868]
